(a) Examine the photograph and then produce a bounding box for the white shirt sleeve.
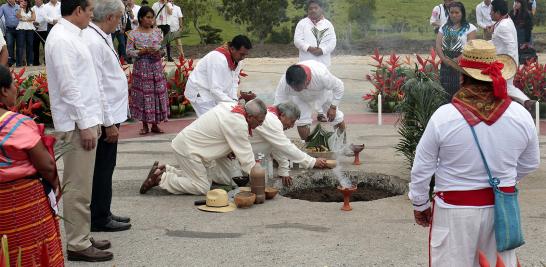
[293,20,310,52]
[516,122,540,180]
[0,30,5,48]
[221,118,256,174]
[87,40,115,127]
[273,75,290,105]
[430,5,441,26]
[319,21,336,55]
[408,115,440,211]
[321,69,344,106]
[476,5,487,29]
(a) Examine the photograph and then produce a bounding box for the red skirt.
[0,179,64,266]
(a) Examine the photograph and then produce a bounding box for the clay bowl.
[234,192,256,208]
[232,176,249,187]
[326,159,337,169]
[239,91,257,102]
[265,187,279,200]
[239,187,251,193]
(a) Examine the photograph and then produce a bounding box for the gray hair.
[245,98,267,116]
[276,102,300,120]
[93,0,124,22]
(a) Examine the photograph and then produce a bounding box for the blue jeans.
[5,27,16,66]
[111,30,126,60]
[16,29,33,67]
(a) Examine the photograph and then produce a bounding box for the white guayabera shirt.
[293,17,336,67]
[45,18,103,132]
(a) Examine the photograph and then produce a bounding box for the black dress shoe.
[91,220,132,232]
[111,214,131,223]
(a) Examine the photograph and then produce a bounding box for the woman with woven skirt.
[0,65,64,266]
[435,1,477,100]
[126,6,169,135]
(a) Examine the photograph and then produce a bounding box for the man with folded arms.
[140,99,267,195]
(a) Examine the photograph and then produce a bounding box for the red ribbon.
[297,64,312,85]
[459,59,508,99]
[215,46,237,71]
[267,106,279,117]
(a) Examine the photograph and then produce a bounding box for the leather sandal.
[139,161,160,194]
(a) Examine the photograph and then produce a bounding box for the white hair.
[245,99,267,116]
[93,0,124,22]
[276,102,301,120]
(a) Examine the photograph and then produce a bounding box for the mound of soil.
[284,182,400,202]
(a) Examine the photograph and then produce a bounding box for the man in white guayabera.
[274,60,345,141]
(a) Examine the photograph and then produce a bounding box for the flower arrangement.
[364,48,440,113]
[8,68,52,125]
[165,55,194,117]
[513,58,546,102]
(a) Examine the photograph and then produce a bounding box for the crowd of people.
[0,0,183,67]
[0,0,541,266]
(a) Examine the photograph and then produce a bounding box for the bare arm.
[0,46,7,66]
[28,141,59,191]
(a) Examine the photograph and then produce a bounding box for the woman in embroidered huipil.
[126,6,169,135]
[0,65,64,265]
[435,1,476,99]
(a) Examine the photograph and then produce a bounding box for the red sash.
[297,64,312,85]
[436,186,515,206]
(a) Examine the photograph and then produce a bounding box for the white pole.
[535,101,540,136]
[378,94,383,125]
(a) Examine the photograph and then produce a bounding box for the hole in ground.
[283,182,401,202]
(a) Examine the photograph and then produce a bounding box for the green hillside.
[139,0,543,45]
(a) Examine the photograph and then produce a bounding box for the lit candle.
[537,101,540,135]
[378,94,383,126]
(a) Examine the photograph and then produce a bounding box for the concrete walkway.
[53,56,545,266]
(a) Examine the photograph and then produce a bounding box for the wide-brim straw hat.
[453,39,516,81]
[198,189,236,213]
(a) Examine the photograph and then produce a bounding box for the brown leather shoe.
[67,246,113,262]
[90,237,111,250]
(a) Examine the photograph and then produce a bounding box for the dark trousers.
[157,24,171,60]
[15,29,33,67]
[111,30,127,61]
[5,27,16,66]
[32,30,47,65]
[91,124,120,226]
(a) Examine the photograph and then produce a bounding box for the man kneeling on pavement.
[140,99,267,195]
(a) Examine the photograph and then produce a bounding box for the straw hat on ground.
[197,189,237,213]
[456,39,517,81]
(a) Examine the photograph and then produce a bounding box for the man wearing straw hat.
[139,99,267,196]
[409,40,539,266]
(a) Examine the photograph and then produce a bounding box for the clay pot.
[265,187,278,200]
[239,187,251,192]
[234,192,256,208]
[326,160,337,169]
[250,165,266,204]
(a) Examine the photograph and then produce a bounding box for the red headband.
[459,59,508,99]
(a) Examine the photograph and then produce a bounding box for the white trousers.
[190,100,217,117]
[292,91,344,126]
[507,78,529,104]
[158,152,240,195]
[430,205,517,267]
